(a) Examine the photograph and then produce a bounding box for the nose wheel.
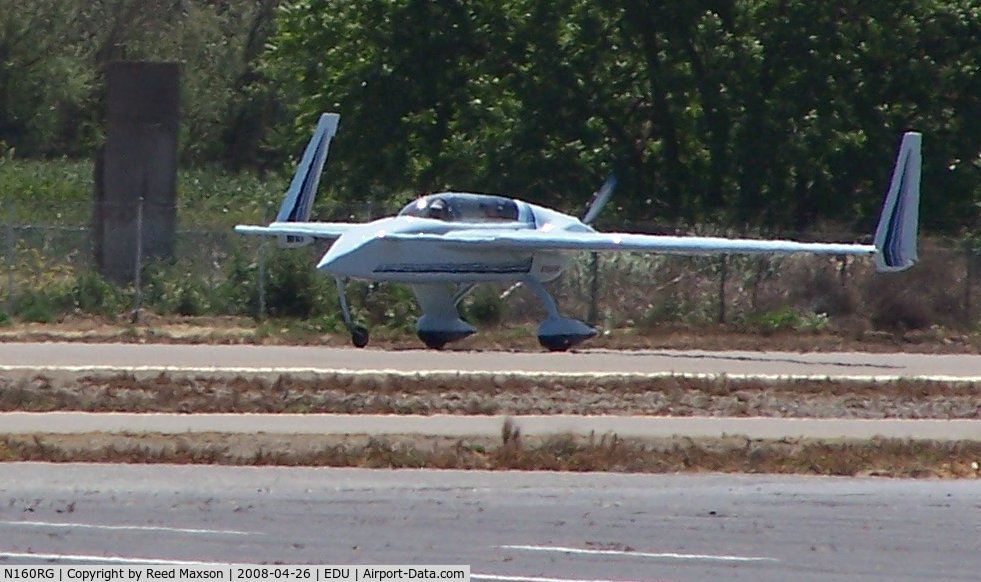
[350,325,370,348]
[336,278,370,348]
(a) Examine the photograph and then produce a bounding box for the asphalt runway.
[3,412,980,440]
[1,342,980,380]
[0,464,978,581]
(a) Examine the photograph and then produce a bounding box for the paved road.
[0,464,978,581]
[3,412,980,440]
[1,342,980,380]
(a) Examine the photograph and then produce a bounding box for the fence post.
[718,254,728,324]
[587,252,599,325]
[131,196,144,323]
[257,206,268,320]
[5,201,13,316]
[965,240,974,326]
[750,255,765,312]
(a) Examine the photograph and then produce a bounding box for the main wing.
[384,131,920,272]
[234,221,356,241]
[384,229,876,257]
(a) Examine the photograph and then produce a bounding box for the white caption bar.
[0,566,469,582]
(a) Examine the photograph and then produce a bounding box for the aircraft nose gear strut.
[524,278,596,351]
[336,278,369,348]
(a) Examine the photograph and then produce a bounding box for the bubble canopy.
[398,193,521,223]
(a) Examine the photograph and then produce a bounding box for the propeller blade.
[582,175,617,225]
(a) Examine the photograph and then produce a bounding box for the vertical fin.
[276,113,340,223]
[873,132,921,272]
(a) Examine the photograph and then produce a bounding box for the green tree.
[0,1,98,155]
[0,0,284,167]
[2,0,976,233]
[264,0,978,232]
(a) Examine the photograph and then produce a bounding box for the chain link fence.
[2,203,979,333]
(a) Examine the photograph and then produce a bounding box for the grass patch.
[1,433,978,478]
[0,158,286,228]
[0,372,977,419]
[747,306,831,334]
[0,158,380,229]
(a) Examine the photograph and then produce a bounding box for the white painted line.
[500,544,779,563]
[0,364,977,383]
[0,551,227,565]
[0,520,259,536]
[473,575,654,582]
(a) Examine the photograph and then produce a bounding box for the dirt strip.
[3,316,981,354]
[1,432,979,479]
[1,373,977,419]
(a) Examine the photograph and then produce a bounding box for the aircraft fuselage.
[316,197,582,284]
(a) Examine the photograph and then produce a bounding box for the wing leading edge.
[382,230,876,257]
[234,221,356,241]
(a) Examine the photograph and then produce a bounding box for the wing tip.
[873,131,922,272]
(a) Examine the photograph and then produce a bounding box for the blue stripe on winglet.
[873,132,921,272]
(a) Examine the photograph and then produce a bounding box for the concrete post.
[95,61,179,284]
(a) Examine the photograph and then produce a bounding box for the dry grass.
[1,373,977,419]
[1,432,978,479]
[1,309,981,353]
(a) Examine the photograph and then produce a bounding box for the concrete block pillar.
[94,61,179,284]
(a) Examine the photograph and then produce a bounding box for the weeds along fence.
[2,207,980,333]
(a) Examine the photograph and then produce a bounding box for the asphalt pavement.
[1,342,980,380]
[0,464,978,581]
[2,412,979,440]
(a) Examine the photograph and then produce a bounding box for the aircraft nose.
[316,244,351,273]
[316,228,380,275]
[316,219,400,276]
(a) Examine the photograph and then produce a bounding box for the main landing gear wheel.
[539,335,575,352]
[416,329,476,350]
[351,325,370,348]
[422,338,446,350]
[524,278,597,352]
[416,327,483,349]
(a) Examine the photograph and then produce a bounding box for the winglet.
[582,175,617,225]
[276,113,340,224]
[873,132,921,272]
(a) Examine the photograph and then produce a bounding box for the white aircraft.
[236,113,921,351]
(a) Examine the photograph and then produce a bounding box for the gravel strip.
[1,432,979,479]
[1,373,977,419]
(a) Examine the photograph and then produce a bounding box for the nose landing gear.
[336,277,370,348]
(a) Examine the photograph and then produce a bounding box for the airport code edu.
[1,567,470,582]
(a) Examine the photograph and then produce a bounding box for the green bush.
[639,298,685,328]
[15,291,60,323]
[463,287,505,327]
[139,262,210,316]
[750,307,830,333]
[361,282,416,330]
[72,270,125,316]
[264,248,333,318]
[211,249,259,316]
